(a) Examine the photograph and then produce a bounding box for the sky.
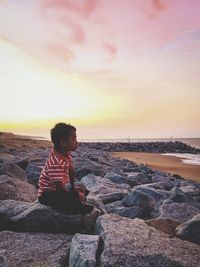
[0,0,200,140]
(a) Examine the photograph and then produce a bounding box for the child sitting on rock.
[38,122,93,214]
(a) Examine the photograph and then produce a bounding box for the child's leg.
[38,190,93,214]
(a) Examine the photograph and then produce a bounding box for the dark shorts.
[38,190,93,214]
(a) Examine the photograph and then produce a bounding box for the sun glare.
[0,40,122,130]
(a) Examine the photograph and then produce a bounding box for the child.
[38,122,93,214]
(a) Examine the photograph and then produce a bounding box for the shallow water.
[163,153,200,166]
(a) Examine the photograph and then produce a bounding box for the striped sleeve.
[68,154,74,169]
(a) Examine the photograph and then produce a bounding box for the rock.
[105,200,142,219]
[0,163,27,181]
[0,152,16,163]
[180,184,200,196]
[105,200,123,212]
[81,174,131,204]
[26,163,42,186]
[135,186,167,202]
[95,214,200,267]
[28,154,46,165]
[81,141,200,153]
[69,234,100,267]
[0,199,100,234]
[86,196,107,215]
[104,172,136,187]
[135,182,171,191]
[145,218,181,235]
[122,189,156,218]
[74,158,106,180]
[151,173,173,190]
[169,187,191,203]
[13,156,29,169]
[172,179,182,187]
[125,172,151,185]
[176,214,200,245]
[0,230,72,267]
[172,173,183,180]
[113,206,142,219]
[26,163,43,173]
[158,203,200,222]
[0,175,37,202]
[0,153,29,169]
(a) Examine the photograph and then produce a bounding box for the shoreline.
[1,132,200,183]
[112,152,200,183]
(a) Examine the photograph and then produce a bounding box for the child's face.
[61,130,78,152]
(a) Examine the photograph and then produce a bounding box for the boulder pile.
[0,134,199,266]
[80,141,200,153]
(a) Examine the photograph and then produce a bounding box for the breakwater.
[80,141,200,153]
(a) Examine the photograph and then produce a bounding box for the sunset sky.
[0,0,200,140]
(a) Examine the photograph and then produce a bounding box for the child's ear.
[60,139,68,146]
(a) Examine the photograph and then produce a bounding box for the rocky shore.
[0,133,200,266]
[80,141,200,153]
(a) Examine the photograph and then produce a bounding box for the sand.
[0,133,51,149]
[112,152,200,183]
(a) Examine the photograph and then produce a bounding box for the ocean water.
[163,153,200,166]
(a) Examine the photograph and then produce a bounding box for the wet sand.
[112,152,200,183]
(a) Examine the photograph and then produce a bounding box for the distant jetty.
[80,141,200,154]
[1,132,199,154]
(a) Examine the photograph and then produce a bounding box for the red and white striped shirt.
[38,149,73,197]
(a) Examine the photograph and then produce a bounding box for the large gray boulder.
[180,183,200,196]
[0,174,37,202]
[176,214,200,245]
[81,174,131,204]
[0,199,100,234]
[104,172,136,187]
[0,231,72,267]
[0,163,27,181]
[69,234,100,267]
[122,189,156,218]
[135,186,168,202]
[0,154,29,169]
[158,203,200,222]
[134,182,172,191]
[86,196,107,215]
[168,188,191,203]
[74,158,106,180]
[95,214,200,267]
[151,172,173,190]
[125,172,151,185]
[0,152,16,163]
[145,218,181,236]
[105,200,142,219]
[26,163,42,186]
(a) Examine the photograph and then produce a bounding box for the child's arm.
[69,167,75,190]
[55,181,68,191]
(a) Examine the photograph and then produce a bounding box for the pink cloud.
[67,21,86,44]
[48,43,74,61]
[41,0,99,18]
[0,0,200,72]
[103,43,117,61]
[152,0,167,11]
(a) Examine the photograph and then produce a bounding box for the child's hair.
[51,123,76,149]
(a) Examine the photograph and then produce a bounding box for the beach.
[112,152,200,183]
